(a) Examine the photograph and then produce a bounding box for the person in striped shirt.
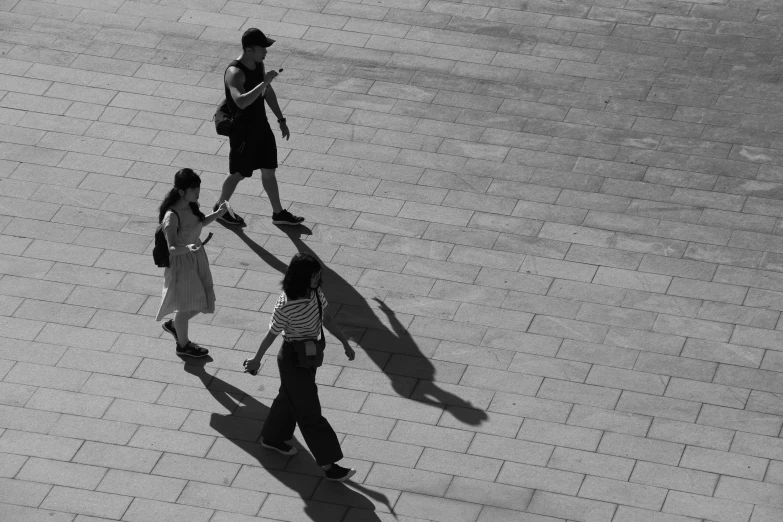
[243,252,357,482]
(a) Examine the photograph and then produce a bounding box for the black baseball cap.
[242,28,275,49]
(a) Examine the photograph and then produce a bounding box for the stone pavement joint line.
[1,0,783,521]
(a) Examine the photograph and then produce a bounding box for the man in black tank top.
[213,28,304,227]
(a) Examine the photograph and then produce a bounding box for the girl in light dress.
[156,168,228,357]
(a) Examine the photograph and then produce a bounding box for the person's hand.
[279,120,290,141]
[263,70,278,83]
[343,341,355,361]
[243,358,260,376]
[187,244,200,253]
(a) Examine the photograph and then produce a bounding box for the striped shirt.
[269,287,327,341]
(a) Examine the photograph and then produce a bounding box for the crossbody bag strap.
[315,289,325,340]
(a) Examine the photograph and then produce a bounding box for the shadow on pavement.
[229,225,488,426]
[183,362,389,521]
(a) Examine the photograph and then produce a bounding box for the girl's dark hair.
[158,168,206,223]
[282,252,322,299]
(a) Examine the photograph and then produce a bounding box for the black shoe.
[261,438,298,456]
[162,320,177,341]
[175,342,209,358]
[272,208,304,225]
[324,463,356,482]
[215,203,245,226]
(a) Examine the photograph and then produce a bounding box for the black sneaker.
[324,463,356,482]
[215,203,245,226]
[175,342,209,358]
[272,208,304,225]
[261,438,298,456]
[162,320,177,341]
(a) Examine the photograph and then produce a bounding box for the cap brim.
[264,37,275,47]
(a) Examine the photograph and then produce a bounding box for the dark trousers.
[260,342,343,466]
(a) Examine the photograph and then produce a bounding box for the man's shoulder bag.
[291,291,326,369]
[214,63,244,137]
[214,97,238,137]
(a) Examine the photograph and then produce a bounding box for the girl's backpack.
[152,210,179,267]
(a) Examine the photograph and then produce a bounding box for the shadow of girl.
[182,362,389,522]
[229,226,488,427]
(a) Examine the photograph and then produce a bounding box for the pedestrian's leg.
[173,309,199,348]
[282,367,343,466]
[261,378,297,443]
[260,168,283,214]
[216,172,244,205]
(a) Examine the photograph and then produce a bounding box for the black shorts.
[229,120,278,177]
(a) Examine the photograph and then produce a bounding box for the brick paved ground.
[2,1,783,521]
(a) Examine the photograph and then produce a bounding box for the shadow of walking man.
[183,361,390,522]
[229,225,488,427]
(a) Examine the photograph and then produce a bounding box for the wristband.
[278,118,286,123]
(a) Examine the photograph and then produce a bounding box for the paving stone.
[415,447,502,481]
[510,352,590,382]
[389,420,473,453]
[488,391,571,424]
[446,476,532,512]
[73,441,161,473]
[49,414,137,446]
[4,361,90,391]
[528,316,608,343]
[598,431,684,466]
[26,387,113,418]
[0,403,60,434]
[96,469,185,503]
[0,476,52,508]
[537,378,620,409]
[567,404,651,437]
[394,491,484,522]
[364,463,452,497]
[681,445,767,481]
[177,480,267,516]
[0,453,28,478]
[0,337,66,366]
[668,375,749,406]
[549,446,634,481]
[0,503,77,522]
[713,365,783,396]
[698,403,782,436]
[122,497,213,522]
[0,381,36,408]
[517,418,602,452]
[17,457,107,490]
[0,430,82,461]
[607,506,701,522]
[579,475,667,510]
[359,393,443,424]
[714,476,783,510]
[527,490,616,522]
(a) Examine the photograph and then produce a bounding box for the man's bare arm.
[264,85,290,140]
[226,67,275,110]
[263,85,283,120]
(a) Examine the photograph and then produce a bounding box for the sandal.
[176,342,209,358]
